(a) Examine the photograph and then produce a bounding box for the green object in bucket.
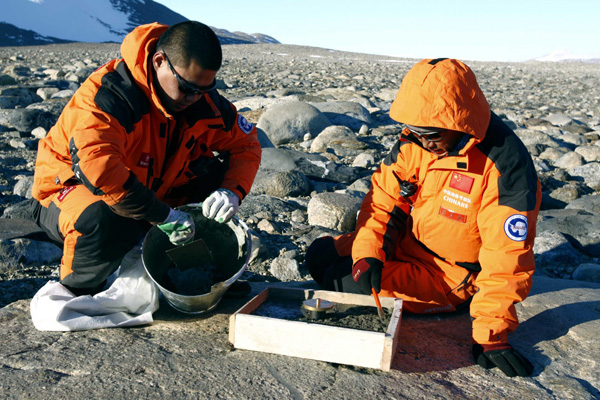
[142,206,251,314]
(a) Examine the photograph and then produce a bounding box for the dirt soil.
[164,263,218,295]
[253,297,391,332]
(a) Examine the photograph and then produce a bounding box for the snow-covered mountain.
[0,0,279,46]
[533,50,600,63]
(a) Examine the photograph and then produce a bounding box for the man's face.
[152,51,218,114]
[404,127,466,157]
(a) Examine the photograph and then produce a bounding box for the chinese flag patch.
[449,172,474,194]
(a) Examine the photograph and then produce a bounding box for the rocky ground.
[0,42,600,399]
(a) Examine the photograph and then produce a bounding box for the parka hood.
[120,23,169,98]
[389,58,491,141]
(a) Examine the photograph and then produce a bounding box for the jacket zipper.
[145,157,154,187]
[160,119,173,179]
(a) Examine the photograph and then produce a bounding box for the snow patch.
[535,49,600,62]
[3,0,132,42]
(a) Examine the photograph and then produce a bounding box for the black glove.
[352,258,383,295]
[472,343,534,377]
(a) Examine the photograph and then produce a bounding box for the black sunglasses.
[162,50,217,96]
[404,126,445,142]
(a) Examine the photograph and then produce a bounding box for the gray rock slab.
[310,100,374,130]
[534,230,583,278]
[575,145,600,162]
[543,113,574,127]
[0,107,56,132]
[0,277,598,399]
[565,193,600,215]
[0,218,44,241]
[568,162,600,190]
[537,209,600,257]
[573,263,600,283]
[260,148,363,183]
[237,194,298,220]
[9,238,62,264]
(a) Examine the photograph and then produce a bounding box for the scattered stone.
[0,74,17,86]
[257,219,282,234]
[352,152,376,168]
[269,251,304,281]
[12,175,33,198]
[572,263,600,283]
[8,238,62,264]
[30,126,47,139]
[565,193,600,215]
[0,107,57,132]
[307,192,362,231]
[250,169,311,197]
[568,162,600,190]
[0,42,599,400]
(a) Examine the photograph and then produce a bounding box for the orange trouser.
[306,232,478,314]
[34,184,149,295]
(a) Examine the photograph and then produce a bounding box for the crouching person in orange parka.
[305,58,541,377]
[30,22,261,297]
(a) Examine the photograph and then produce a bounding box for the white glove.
[202,189,240,223]
[157,208,195,246]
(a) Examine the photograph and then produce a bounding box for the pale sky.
[154,0,600,62]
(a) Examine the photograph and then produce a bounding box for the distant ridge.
[0,22,72,47]
[0,0,279,47]
[533,50,600,64]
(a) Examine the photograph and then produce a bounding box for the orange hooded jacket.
[352,59,541,345]
[32,23,261,223]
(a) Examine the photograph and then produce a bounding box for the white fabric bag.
[30,245,159,331]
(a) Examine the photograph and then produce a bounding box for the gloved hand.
[352,258,383,295]
[472,342,534,377]
[157,208,195,246]
[202,188,240,223]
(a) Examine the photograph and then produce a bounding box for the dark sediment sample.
[164,263,218,295]
[254,297,391,332]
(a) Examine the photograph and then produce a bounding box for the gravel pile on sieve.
[253,298,391,332]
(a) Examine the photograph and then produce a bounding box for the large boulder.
[256,101,331,145]
[250,169,311,197]
[310,100,374,130]
[309,125,368,157]
[307,192,362,231]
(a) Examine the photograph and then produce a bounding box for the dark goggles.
[162,50,217,96]
[404,126,445,142]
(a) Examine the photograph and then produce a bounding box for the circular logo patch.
[237,115,254,134]
[504,214,528,241]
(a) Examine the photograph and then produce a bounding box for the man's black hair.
[156,21,222,71]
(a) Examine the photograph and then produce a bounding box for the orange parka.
[352,59,541,344]
[32,23,261,223]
